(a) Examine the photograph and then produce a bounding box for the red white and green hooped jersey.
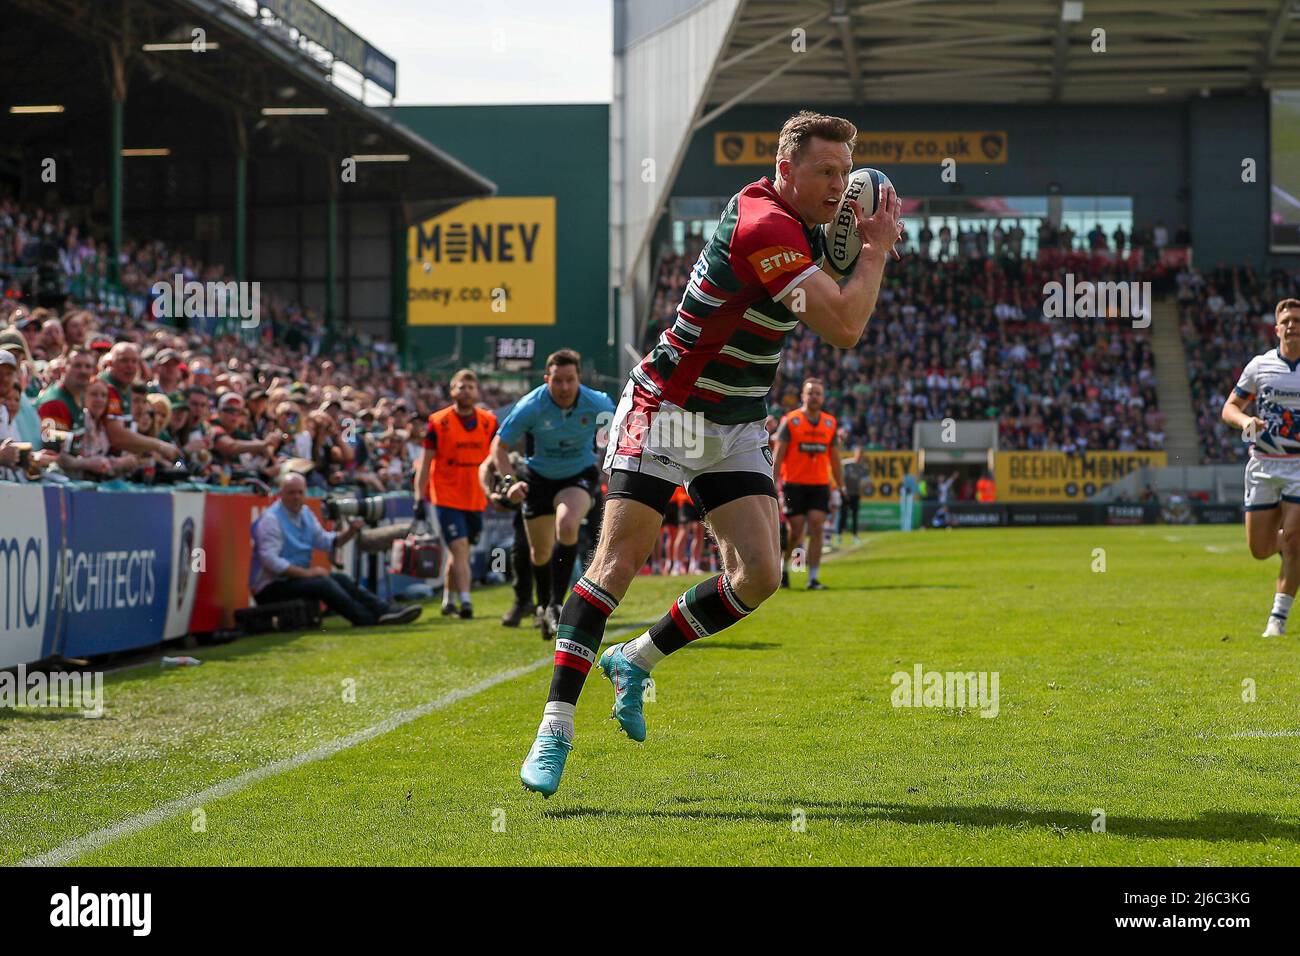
[631,176,826,426]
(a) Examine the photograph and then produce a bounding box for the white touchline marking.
[15,656,540,866]
[1203,545,1231,554]
[1227,729,1300,739]
[20,618,649,867]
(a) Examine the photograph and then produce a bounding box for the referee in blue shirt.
[489,349,614,639]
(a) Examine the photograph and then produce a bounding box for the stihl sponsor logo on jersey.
[748,245,809,278]
[798,442,829,455]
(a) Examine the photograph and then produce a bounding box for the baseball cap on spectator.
[0,351,16,369]
[13,315,37,332]
[88,335,113,353]
[218,392,244,411]
[0,328,30,361]
[154,348,180,366]
[170,396,188,412]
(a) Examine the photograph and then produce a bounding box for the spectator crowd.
[1179,262,1300,463]
[645,239,1167,455]
[0,198,520,489]
[6,193,1264,490]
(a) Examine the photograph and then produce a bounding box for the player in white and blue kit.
[488,349,615,639]
[1222,297,1300,637]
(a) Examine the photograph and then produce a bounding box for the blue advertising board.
[55,489,175,659]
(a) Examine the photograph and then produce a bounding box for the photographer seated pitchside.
[250,472,422,627]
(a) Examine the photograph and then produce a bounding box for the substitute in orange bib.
[773,378,841,590]
[415,369,498,619]
[975,471,997,503]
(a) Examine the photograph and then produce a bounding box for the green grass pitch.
[3,525,1299,866]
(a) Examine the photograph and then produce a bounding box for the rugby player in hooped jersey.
[1222,297,1300,637]
[520,110,903,797]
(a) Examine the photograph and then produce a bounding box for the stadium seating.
[1177,263,1300,463]
[0,197,525,489]
[644,244,1166,453]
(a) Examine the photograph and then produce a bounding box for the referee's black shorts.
[522,465,600,519]
[782,482,831,517]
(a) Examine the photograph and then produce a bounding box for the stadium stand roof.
[4,0,495,220]
[611,0,1300,377]
[707,0,1300,107]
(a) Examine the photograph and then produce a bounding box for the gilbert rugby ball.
[822,167,892,274]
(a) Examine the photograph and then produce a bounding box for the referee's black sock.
[510,511,531,606]
[512,544,532,607]
[533,560,553,610]
[551,541,578,606]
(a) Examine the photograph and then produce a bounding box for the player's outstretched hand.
[508,481,528,504]
[852,184,902,258]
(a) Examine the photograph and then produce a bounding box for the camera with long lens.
[324,492,387,525]
[325,493,405,594]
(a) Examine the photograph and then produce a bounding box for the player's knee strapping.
[649,573,754,657]
[547,575,619,704]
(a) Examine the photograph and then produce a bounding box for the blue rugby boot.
[520,733,572,798]
[598,644,650,742]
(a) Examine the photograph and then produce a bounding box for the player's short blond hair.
[1275,298,1300,320]
[450,368,477,386]
[776,111,857,164]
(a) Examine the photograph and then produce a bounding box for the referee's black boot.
[501,599,528,628]
[541,604,561,641]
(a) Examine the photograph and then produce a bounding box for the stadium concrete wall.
[670,96,1299,270]
[388,104,615,382]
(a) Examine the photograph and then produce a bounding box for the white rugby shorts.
[1244,453,1300,510]
[603,381,773,487]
